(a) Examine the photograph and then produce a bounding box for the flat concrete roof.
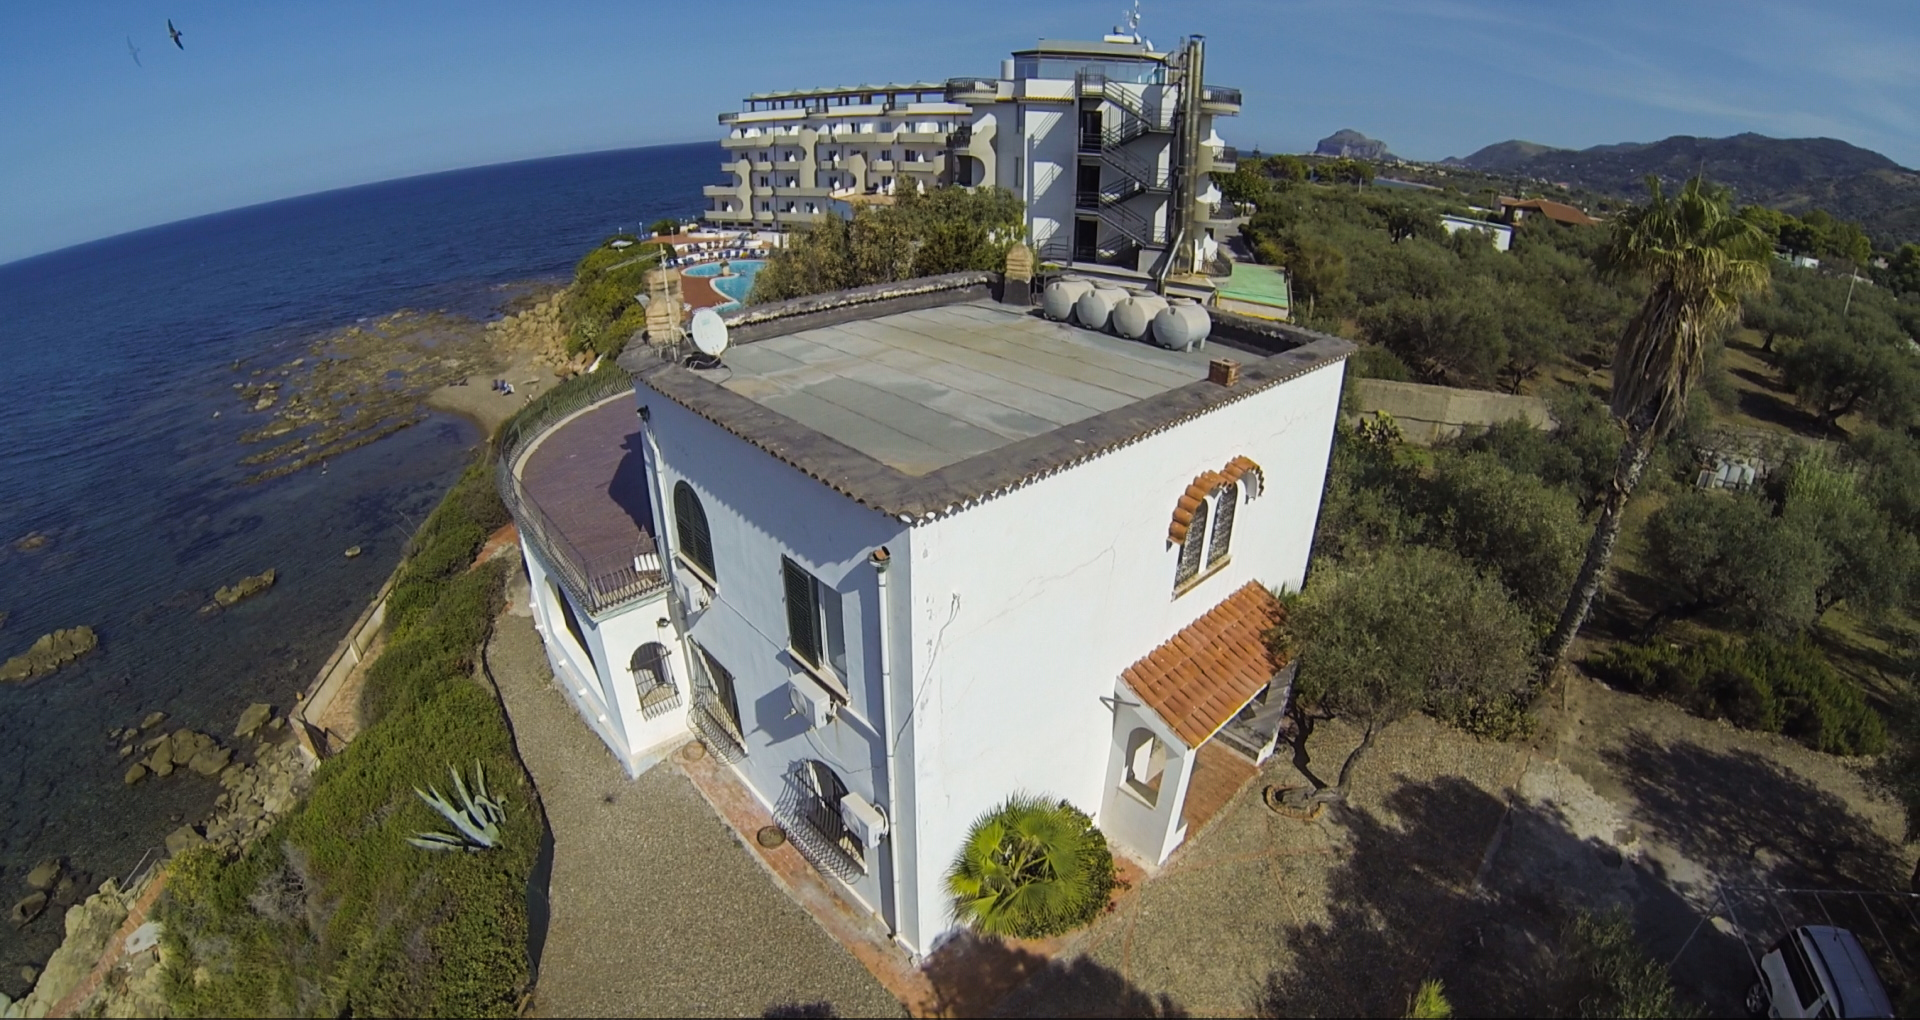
[623,274,1356,523]
[709,301,1215,476]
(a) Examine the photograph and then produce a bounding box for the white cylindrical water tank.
[1152,303,1213,351]
[1043,278,1094,321]
[1111,293,1169,340]
[1075,286,1129,331]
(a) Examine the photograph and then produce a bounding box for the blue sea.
[0,142,717,979]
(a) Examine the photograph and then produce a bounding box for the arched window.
[1123,727,1167,806]
[1207,481,1238,568]
[673,481,716,582]
[797,759,865,868]
[630,641,678,714]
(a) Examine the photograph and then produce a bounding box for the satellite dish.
[691,308,730,358]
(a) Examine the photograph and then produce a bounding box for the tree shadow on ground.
[964,932,1187,1018]
[1602,731,1905,893]
[1251,774,1743,1017]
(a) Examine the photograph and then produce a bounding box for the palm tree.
[945,794,1114,938]
[1540,176,1772,674]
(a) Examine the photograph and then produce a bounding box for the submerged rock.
[212,568,276,608]
[9,892,47,927]
[139,711,166,730]
[25,860,61,891]
[0,626,99,683]
[343,545,362,558]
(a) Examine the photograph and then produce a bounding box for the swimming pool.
[683,259,764,309]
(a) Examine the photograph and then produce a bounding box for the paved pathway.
[486,567,903,1018]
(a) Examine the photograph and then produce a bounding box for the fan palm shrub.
[1541,176,1772,673]
[946,794,1116,938]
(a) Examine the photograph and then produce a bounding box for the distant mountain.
[1441,140,1568,171]
[1316,129,1396,162]
[1442,133,1920,245]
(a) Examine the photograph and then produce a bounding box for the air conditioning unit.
[787,672,836,729]
[839,792,888,844]
[673,572,712,615]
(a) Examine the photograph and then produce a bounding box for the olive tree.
[1278,545,1536,807]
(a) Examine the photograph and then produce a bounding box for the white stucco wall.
[521,540,687,775]
[635,388,917,935]
[900,357,1346,944]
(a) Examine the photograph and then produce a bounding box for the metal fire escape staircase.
[1064,75,1175,266]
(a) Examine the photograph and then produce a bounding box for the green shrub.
[1406,979,1453,1019]
[385,463,509,639]
[1558,908,1697,1019]
[1348,344,1413,382]
[1586,636,1886,755]
[946,795,1116,939]
[162,469,538,1018]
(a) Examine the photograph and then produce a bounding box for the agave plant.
[408,761,507,852]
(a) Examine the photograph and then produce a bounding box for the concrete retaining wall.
[290,569,398,761]
[1351,379,1553,444]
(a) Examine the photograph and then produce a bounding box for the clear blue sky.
[4,1,1916,264]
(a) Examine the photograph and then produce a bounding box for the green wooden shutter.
[784,557,820,667]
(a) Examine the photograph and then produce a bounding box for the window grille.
[1175,502,1208,585]
[1208,482,1238,567]
[673,482,716,582]
[630,641,679,715]
[797,760,865,869]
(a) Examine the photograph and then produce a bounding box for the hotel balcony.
[944,76,999,102]
[1207,145,1238,173]
[497,381,668,619]
[703,184,743,198]
[770,159,806,171]
[1200,85,1242,115]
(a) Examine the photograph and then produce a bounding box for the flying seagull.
[126,36,141,66]
[167,19,183,49]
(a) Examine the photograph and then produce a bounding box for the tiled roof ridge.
[1121,582,1288,747]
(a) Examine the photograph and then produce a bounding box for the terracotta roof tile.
[1167,460,1266,544]
[1123,582,1288,747]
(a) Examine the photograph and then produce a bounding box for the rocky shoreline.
[3,702,311,1018]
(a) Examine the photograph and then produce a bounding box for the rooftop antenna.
[1106,1,1145,45]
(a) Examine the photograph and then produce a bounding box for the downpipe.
[872,546,907,947]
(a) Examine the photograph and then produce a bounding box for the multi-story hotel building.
[704,25,1240,282]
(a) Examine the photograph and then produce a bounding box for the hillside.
[1442,133,1920,245]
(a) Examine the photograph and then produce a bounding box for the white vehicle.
[1745,925,1894,1018]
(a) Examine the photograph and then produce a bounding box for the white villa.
[704,22,1240,282]
[498,271,1352,955]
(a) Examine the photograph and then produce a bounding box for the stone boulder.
[188,746,233,777]
[0,626,99,683]
[11,883,129,1017]
[139,711,166,730]
[212,569,276,609]
[165,825,206,857]
[25,860,60,892]
[9,892,46,927]
[234,702,273,738]
[124,763,149,785]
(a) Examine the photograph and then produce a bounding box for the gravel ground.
[487,564,903,1018]
[999,678,1917,1018]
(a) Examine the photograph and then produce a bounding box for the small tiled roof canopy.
[1122,582,1288,747]
[1168,456,1264,545]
